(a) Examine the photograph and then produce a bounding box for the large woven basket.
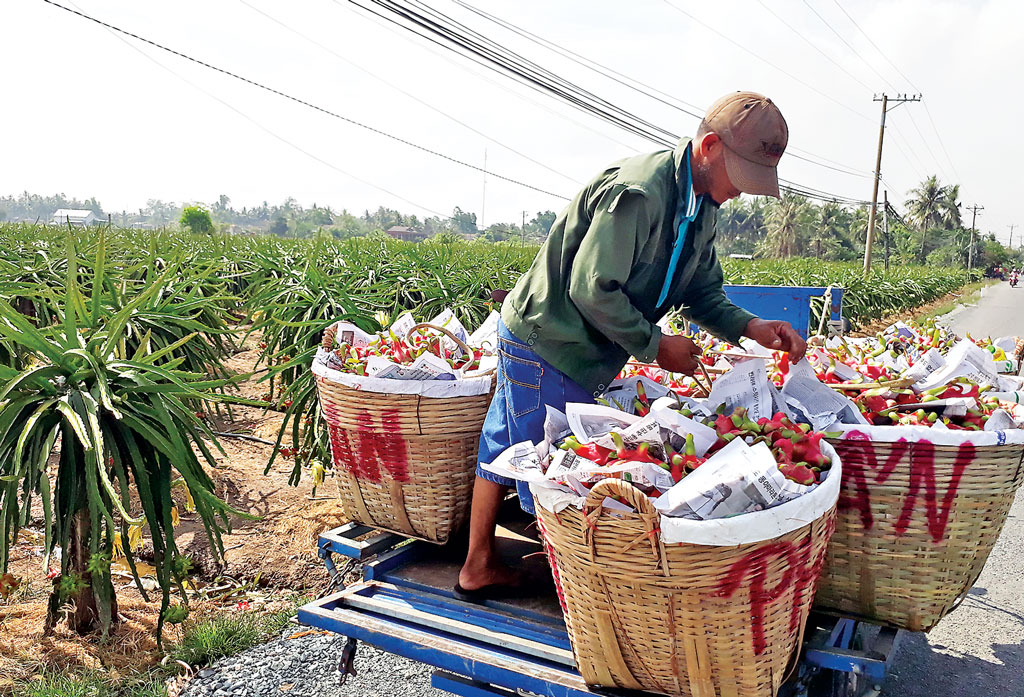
[315,323,493,544]
[536,478,836,697]
[816,436,1024,631]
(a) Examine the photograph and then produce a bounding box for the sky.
[2,0,1021,244]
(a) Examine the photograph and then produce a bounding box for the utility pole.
[966,203,984,269]
[863,93,921,274]
[522,210,527,246]
[1009,223,1017,250]
[882,190,890,271]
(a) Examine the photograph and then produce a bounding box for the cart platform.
[299,509,902,697]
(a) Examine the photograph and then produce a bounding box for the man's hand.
[743,318,807,362]
[656,335,702,375]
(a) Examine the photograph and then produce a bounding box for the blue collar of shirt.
[656,143,705,309]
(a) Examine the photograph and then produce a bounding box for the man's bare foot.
[458,556,523,592]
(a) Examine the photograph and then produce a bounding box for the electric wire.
[41,0,877,210]
[660,0,873,123]
[753,0,873,93]
[922,102,962,182]
[821,0,962,187]
[355,0,681,144]
[353,0,876,202]
[333,0,644,152]
[454,0,870,179]
[453,0,706,119]
[831,0,920,91]
[347,0,673,146]
[799,0,897,92]
[236,0,584,186]
[55,0,448,218]
[905,109,951,181]
[39,0,571,202]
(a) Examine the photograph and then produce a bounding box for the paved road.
[947,280,1024,340]
[882,278,1024,697]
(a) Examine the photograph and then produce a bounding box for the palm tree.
[718,198,748,242]
[717,198,761,254]
[941,183,962,229]
[906,175,956,261]
[809,202,853,259]
[761,193,809,258]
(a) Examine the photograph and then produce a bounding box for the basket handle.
[582,478,670,576]
[406,322,497,377]
[583,477,659,517]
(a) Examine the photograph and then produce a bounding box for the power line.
[800,0,897,92]
[904,109,951,182]
[39,0,571,202]
[353,0,875,204]
[887,124,930,179]
[879,175,911,199]
[42,0,875,212]
[347,0,678,147]
[452,0,704,120]
[825,0,962,187]
[660,0,873,123]
[923,102,962,182]
[456,0,870,179]
[753,0,872,93]
[831,0,920,91]
[236,0,583,186]
[57,0,447,218]
[333,0,644,152]
[379,0,682,143]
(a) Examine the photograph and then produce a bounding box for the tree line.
[716,174,1021,271]
[3,176,1020,270]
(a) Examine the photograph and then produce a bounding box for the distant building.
[385,225,427,242]
[52,209,102,226]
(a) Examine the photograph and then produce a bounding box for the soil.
[0,330,347,686]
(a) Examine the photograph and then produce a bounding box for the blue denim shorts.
[476,318,594,514]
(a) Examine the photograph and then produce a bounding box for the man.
[457,91,807,598]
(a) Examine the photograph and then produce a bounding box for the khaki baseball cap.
[703,91,789,198]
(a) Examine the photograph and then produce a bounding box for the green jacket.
[502,137,756,396]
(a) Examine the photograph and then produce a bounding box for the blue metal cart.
[299,517,902,697]
[296,285,903,696]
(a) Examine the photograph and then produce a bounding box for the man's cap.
[703,91,788,198]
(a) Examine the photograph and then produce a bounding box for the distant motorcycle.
[1012,274,1019,288]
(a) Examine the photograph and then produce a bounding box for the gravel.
[180,626,441,697]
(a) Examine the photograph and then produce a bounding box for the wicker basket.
[815,437,1024,631]
[315,323,493,544]
[536,478,837,697]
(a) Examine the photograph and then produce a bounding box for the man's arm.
[567,186,662,363]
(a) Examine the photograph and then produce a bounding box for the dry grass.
[0,574,179,688]
[1,331,345,690]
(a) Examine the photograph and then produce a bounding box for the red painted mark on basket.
[837,432,972,542]
[354,409,410,483]
[327,423,356,473]
[716,534,828,655]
